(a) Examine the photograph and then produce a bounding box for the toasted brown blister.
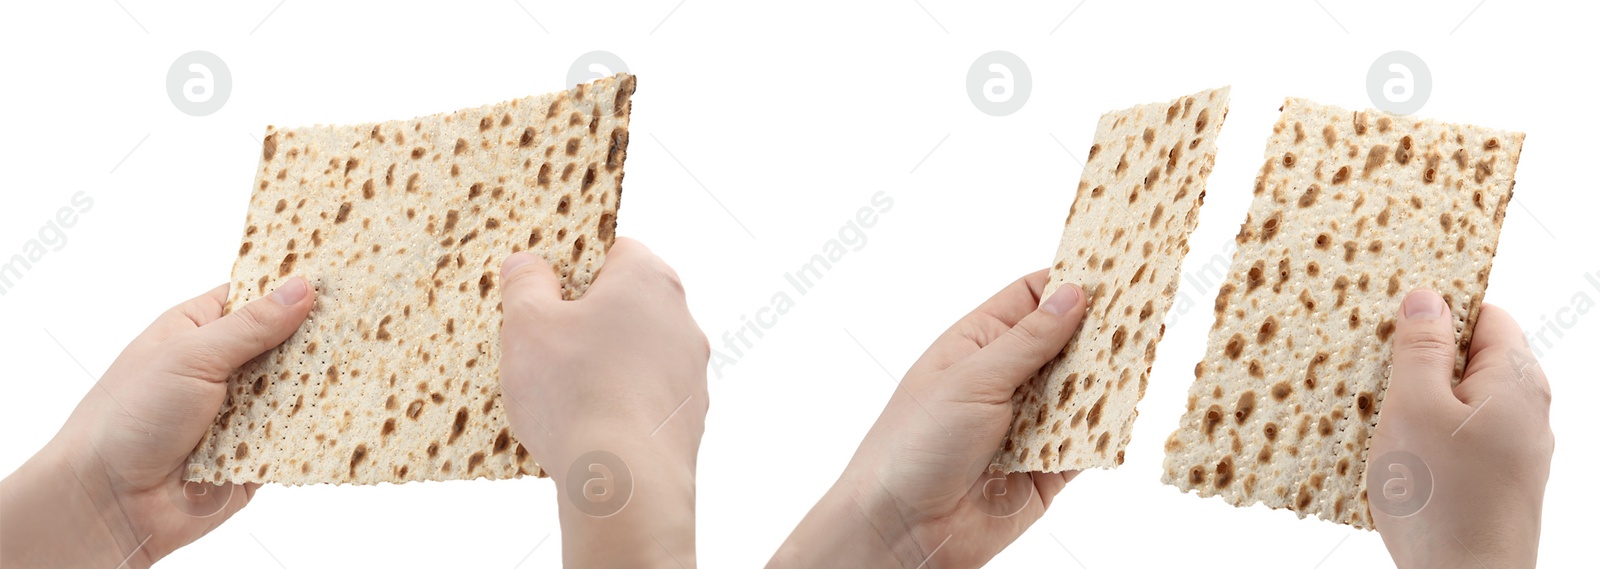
[998,88,1231,473]
[1160,98,1522,528]
[185,74,636,485]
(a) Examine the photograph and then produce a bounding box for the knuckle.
[660,263,685,288]
[603,239,648,268]
[160,304,196,326]
[500,266,530,291]
[233,304,277,347]
[611,237,645,255]
[949,361,1018,401]
[502,293,543,319]
[1005,316,1057,354]
[170,336,233,379]
[510,307,570,343]
[1017,271,1049,298]
[662,272,687,297]
[638,262,685,297]
[1396,327,1456,357]
[500,264,546,296]
[951,318,991,346]
[1512,357,1554,400]
[1402,349,1458,375]
[1520,364,1554,406]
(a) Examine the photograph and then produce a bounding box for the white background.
[1,1,1595,567]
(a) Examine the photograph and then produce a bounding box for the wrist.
[550,442,697,568]
[2,438,151,569]
[1382,512,1540,569]
[531,411,701,475]
[769,473,929,569]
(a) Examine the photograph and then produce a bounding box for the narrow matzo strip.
[185,74,636,485]
[998,88,1231,472]
[1160,98,1522,528]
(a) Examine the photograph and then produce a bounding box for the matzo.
[185,74,636,485]
[998,88,1230,472]
[1160,98,1522,528]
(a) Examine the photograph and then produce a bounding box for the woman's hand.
[1369,290,1553,568]
[771,270,1087,569]
[1,278,315,568]
[499,238,710,569]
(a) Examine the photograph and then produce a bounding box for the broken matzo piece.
[1160,98,1522,528]
[998,88,1231,472]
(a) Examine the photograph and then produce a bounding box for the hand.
[1369,290,1553,568]
[499,238,709,569]
[770,270,1087,569]
[1,278,314,568]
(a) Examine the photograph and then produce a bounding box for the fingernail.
[1041,283,1082,316]
[1402,289,1446,320]
[270,277,308,306]
[502,252,536,276]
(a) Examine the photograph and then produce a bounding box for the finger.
[964,270,1051,330]
[180,284,232,326]
[1458,304,1551,406]
[1031,470,1077,507]
[500,251,564,314]
[955,283,1086,395]
[587,237,683,298]
[919,271,1050,371]
[595,236,657,276]
[146,284,232,341]
[940,270,1050,348]
[1385,289,1466,417]
[179,277,315,381]
[201,284,230,311]
[1466,304,1526,361]
[195,482,256,536]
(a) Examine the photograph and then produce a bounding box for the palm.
[853,271,1078,566]
[74,286,262,556]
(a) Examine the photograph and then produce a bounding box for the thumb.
[184,277,315,380]
[959,283,1087,396]
[500,252,563,315]
[1384,289,1464,419]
